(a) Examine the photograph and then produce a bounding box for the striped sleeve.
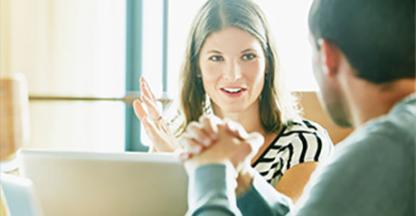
[282,120,333,172]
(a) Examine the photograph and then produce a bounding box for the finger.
[133,99,148,120]
[141,95,170,134]
[178,151,193,161]
[141,118,161,150]
[186,122,213,147]
[181,137,205,154]
[141,117,160,140]
[230,133,263,168]
[140,76,157,101]
[230,142,252,168]
[223,119,249,139]
[245,132,264,154]
[199,116,219,140]
[141,95,161,121]
[142,117,174,152]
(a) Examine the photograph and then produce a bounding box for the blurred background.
[0,0,350,158]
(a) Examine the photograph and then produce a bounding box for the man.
[183,0,415,215]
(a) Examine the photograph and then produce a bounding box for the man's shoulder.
[343,94,416,152]
[331,115,414,171]
[356,107,415,148]
[298,116,415,216]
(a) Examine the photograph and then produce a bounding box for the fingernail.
[143,116,151,124]
[225,121,234,130]
[179,152,190,160]
[191,145,202,154]
[210,133,218,143]
[202,139,211,147]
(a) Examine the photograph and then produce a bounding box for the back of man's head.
[309,0,415,84]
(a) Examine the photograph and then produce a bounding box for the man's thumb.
[246,132,264,154]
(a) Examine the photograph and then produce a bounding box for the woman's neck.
[213,101,266,135]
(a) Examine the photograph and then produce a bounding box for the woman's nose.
[223,61,242,81]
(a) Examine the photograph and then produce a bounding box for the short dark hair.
[309,0,415,83]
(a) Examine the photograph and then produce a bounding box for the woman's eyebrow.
[240,48,256,53]
[206,50,222,54]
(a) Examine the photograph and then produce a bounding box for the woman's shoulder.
[271,118,334,157]
[257,118,334,178]
[283,118,328,135]
[275,118,333,144]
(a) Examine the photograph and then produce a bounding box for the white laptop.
[19,149,188,216]
[0,173,44,216]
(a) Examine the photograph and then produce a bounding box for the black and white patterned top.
[253,119,333,186]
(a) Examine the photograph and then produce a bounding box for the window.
[0,0,126,152]
[142,0,317,100]
[258,0,317,91]
[1,0,318,152]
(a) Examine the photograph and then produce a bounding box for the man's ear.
[318,39,341,77]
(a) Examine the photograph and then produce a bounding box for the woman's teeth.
[223,88,242,93]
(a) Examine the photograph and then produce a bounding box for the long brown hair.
[178,0,299,134]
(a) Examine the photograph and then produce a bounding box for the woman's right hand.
[180,115,264,195]
[132,76,176,152]
[179,115,263,169]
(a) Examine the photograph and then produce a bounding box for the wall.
[297,91,353,144]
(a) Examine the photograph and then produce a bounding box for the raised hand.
[132,76,176,152]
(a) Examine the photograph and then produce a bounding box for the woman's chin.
[218,105,247,115]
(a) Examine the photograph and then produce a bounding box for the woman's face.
[198,27,267,115]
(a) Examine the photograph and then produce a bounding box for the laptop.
[0,173,44,216]
[19,149,188,216]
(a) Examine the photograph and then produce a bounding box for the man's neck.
[349,79,416,127]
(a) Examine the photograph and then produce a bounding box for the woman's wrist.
[236,166,255,196]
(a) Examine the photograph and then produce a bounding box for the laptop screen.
[19,150,188,216]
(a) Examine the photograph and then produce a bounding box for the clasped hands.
[179,115,264,194]
[179,115,263,170]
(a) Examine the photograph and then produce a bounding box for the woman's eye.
[208,55,224,62]
[242,53,256,61]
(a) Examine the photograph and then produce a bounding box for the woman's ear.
[318,39,341,78]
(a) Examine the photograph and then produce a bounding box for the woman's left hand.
[133,76,176,152]
[179,115,263,170]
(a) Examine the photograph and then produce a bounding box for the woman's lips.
[220,87,247,98]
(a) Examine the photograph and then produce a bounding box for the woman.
[134,0,332,202]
